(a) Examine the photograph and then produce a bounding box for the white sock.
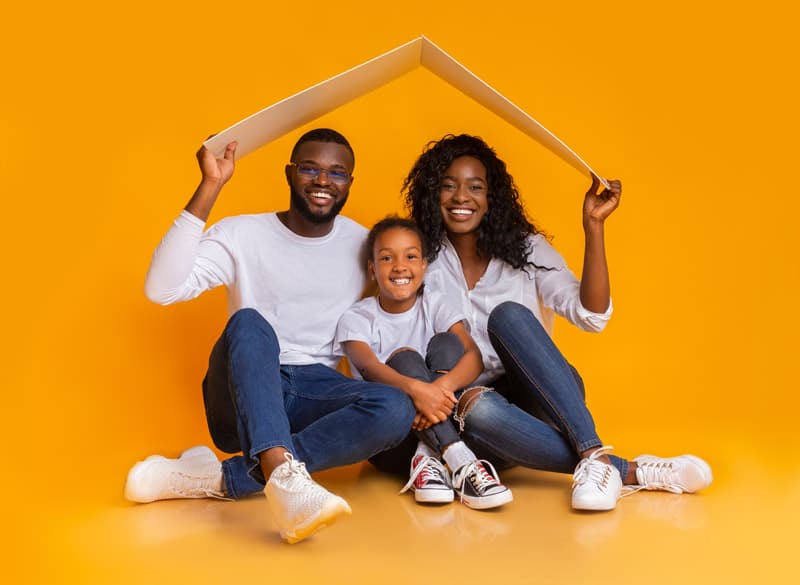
[414,441,437,459]
[442,441,477,472]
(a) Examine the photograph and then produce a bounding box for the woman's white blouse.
[424,235,613,385]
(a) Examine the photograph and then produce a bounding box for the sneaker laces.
[573,446,616,492]
[169,470,228,500]
[627,458,684,495]
[399,456,448,494]
[453,460,503,500]
[274,452,316,489]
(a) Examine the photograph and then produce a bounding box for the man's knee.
[225,308,278,343]
[227,307,264,328]
[372,386,416,435]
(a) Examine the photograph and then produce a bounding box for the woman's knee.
[488,301,540,332]
[453,386,498,432]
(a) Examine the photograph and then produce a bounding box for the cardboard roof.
[204,36,606,186]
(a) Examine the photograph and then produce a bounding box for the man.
[125,128,416,544]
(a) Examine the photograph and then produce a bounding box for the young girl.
[335,216,513,509]
[373,134,712,512]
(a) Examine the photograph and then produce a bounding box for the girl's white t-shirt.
[334,290,465,380]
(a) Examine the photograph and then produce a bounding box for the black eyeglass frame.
[287,162,352,184]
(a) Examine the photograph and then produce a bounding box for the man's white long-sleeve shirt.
[145,210,367,367]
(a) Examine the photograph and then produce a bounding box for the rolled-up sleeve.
[531,236,613,332]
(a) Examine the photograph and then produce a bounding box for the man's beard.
[290,186,348,224]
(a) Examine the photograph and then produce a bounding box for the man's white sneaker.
[572,446,622,511]
[632,454,713,494]
[399,454,454,504]
[264,453,351,544]
[125,445,225,503]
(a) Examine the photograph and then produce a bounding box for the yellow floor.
[24,425,794,585]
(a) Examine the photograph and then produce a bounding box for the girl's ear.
[367,259,376,280]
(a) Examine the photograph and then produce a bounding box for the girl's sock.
[442,441,477,472]
[414,441,437,459]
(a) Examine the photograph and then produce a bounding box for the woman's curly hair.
[402,134,547,269]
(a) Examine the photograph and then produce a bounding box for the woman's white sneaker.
[264,453,351,544]
[632,454,713,493]
[124,446,225,503]
[572,446,622,511]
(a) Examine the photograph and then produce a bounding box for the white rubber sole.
[280,497,352,544]
[414,488,455,504]
[572,495,620,511]
[459,488,514,510]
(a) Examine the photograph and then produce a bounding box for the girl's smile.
[369,227,428,314]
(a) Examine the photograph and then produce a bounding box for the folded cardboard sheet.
[204,36,606,186]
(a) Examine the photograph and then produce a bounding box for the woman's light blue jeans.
[202,308,416,499]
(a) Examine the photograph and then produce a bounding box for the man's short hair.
[290,128,355,167]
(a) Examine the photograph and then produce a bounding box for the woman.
[374,134,711,511]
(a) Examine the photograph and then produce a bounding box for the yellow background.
[2,0,798,582]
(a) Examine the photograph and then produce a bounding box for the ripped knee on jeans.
[453,386,493,432]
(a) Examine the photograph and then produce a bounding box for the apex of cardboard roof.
[204,36,604,184]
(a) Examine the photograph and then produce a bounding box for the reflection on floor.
[32,431,798,585]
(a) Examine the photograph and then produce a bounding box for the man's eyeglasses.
[289,163,352,184]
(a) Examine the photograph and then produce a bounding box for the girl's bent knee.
[426,332,465,371]
[387,347,421,361]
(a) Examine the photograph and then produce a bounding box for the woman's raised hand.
[583,175,622,228]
